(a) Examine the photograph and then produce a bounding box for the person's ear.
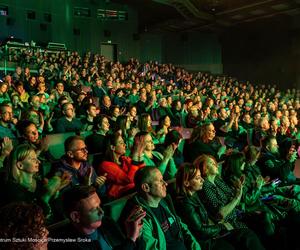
[70,211,80,223]
[141,183,150,193]
[110,145,115,151]
[67,150,74,158]
[184,181,190,188]
[16,161,23,170]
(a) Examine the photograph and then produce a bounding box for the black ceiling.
[111,0,300,33]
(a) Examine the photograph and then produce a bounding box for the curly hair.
[0,202,47,250]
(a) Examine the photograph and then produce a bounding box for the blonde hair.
[9,144,35,182]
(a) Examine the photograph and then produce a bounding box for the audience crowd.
[0,47,299,250]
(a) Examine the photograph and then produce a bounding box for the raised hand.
[124,206,146,242]
[1,137,13,157]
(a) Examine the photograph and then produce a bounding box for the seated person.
[258,136,298,184]
[49,185,145,250]
[184,123,228,163]
[0,144,68,220]
[136,131,177,180]
[175,163,265,250]
[55,103,82,133]
[119,166,201,250]
[97,132,144,199]
[52,135,106,195]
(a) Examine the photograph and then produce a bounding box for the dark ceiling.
[111,0,300,33]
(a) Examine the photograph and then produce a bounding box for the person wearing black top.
[49,185,145,250]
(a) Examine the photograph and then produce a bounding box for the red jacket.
[97,156,144,198]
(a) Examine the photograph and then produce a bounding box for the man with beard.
[0,103,17,139]
[52,135,107,195]
[258,136,298,184]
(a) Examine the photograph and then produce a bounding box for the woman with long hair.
[134,131,177,179]
[97,132,144,199]
[183,123,227,163]
[175,162,264,250]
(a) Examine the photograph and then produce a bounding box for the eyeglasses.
[74,147,88,153]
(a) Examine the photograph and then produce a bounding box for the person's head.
[29,95,41,110]
[259,117,270,131]
[253,112,261,127]
[37,82,46,93]
[243,113,252,124]
[64,136,88,162]
[189,105,199,117]
[86,103,97,118]
[219,108,228,120]
[159,97,167,108]
[223,152,246,179]
[110,105,120,119]
[0,82,8,94]
[62,103,75,119]
[62,185,104,234]
[115,115,131,134]
[0,202,48,250]
[94,114,110,133]
[134,167,167,199]
[172,100,182,111]
[138,113,152,132]
[176,163,204,196]
[9,144,40,182]
[17,120,39,143]
[281,115,290,128]
[105,132,126,161]
[193,154,219,178]
[263,136,279,155]
[56,82,64,92]
[135,131,154,152]
[129,106,137,118]
[200,123,216,143]
[102,95,111,108]
[164,129,183,149]
[29,76,37,87]
[0,104,13,123]
[159,115,171,129]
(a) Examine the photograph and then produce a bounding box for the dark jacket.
[175,192,227,249]
[258,151,295,184]
[119,194,201,250]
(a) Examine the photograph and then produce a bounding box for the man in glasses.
[52,135,107,196]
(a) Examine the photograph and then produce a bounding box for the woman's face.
[24,124,39,143]
[144,134,155,151]
[19,150,40,174]
[0,84,8,93]
[206,124,216,141]
[206,157,219,176]
[130,107,137,118]
[101,117,110,132]
[113,136,126,155]
[164,116,171,127]
[187,169,204,192]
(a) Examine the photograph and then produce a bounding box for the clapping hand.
[125,206,146,242]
